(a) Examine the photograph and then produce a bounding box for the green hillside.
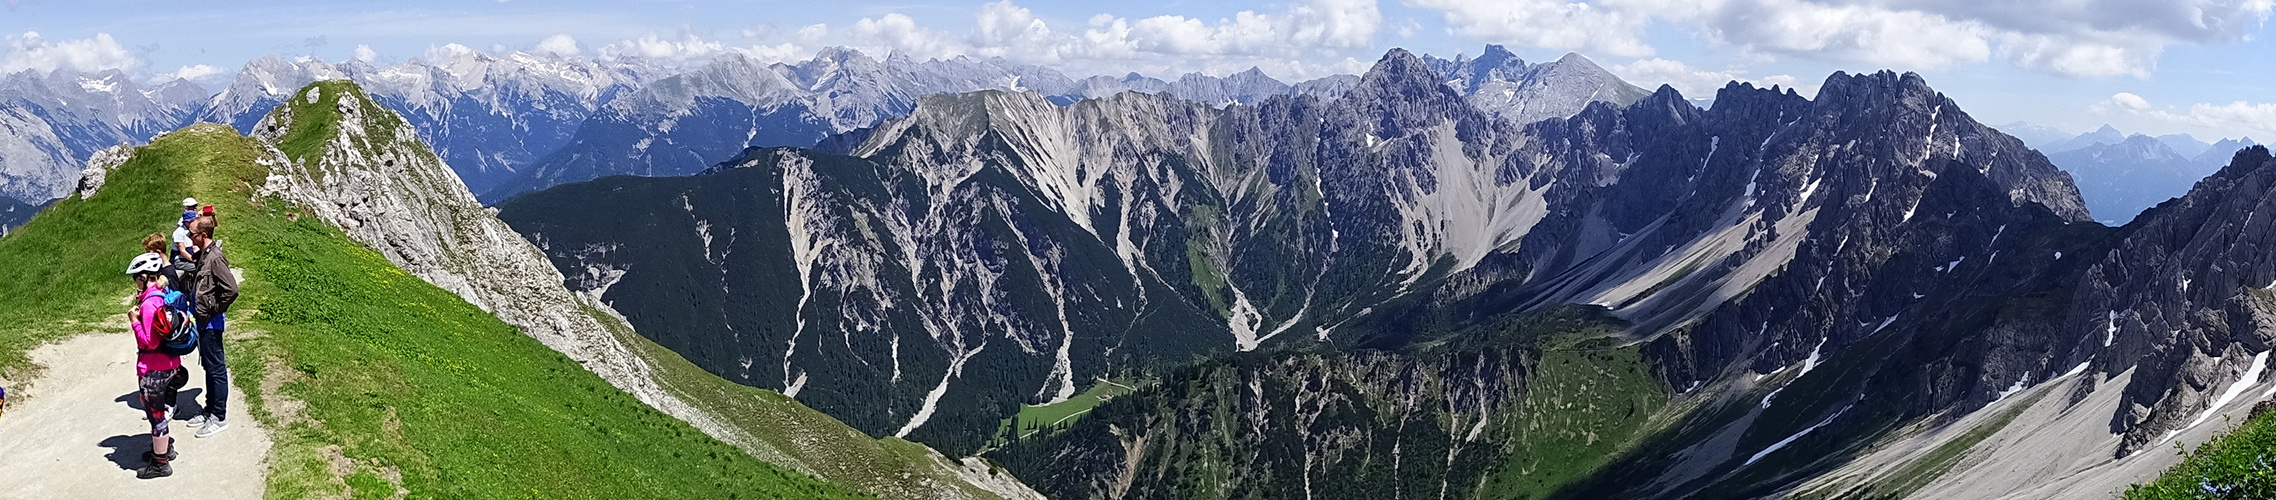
[2126,404,2276,499]
[0,123,862,498]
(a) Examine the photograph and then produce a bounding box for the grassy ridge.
[0,130,208,383]
[11,123,864,498]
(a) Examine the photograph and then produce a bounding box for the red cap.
[200,205,215,216]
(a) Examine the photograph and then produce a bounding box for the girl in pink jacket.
[127,251,185,479]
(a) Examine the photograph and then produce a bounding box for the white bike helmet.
[125,252,166,276]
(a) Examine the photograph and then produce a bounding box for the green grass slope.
[2125,404,2276,499]
[1,123,863,498]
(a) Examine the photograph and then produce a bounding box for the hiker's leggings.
[139,368,187,437]
[197,314,228,419]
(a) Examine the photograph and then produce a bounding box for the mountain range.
[491,47,2276,497]
[9,41,2272,498]
[0,44,1650,210]
[0,68,206,203]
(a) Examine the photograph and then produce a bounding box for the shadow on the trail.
[113,388,201,417]
[98,434,160,471]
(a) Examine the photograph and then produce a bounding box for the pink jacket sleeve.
[132,290,162,352]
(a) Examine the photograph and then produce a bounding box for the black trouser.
[139,368,187,438]
[197,314,228,419]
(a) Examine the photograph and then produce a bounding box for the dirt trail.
[0,331,271,499]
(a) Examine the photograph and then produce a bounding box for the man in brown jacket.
[184,212,239,438]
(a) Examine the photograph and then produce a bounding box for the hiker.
[170,198,197,262]
[141,233,169,260]
[127,252,187,479]
[183,212,238,438]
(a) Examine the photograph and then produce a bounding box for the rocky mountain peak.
[2205,144,2273,180]
[1350,48,1466,109]
[1812,70,1936,109]
[2110,133,2190,161]
[1475,43,1521,65]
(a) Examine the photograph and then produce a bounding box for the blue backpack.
[147,290,199,356]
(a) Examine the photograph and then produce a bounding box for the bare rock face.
[2082,146,2276,456]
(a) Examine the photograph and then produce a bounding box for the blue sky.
[4,0,2273,141]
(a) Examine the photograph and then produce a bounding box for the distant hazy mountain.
[2155,133,2211,157]
[2048,134,2209,223]
[2048,124,2127,152]
[478,48,1084,202]
[2196,137,2261,168]
[2041,126,2262,223]
[1423,45,1652,125]
[1994,121,2074,150]
[2037,124,2224,158]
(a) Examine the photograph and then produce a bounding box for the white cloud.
[535,34,581,57]
[753,0,1381,79]
[157,64,227,83]
[423,42,479,62]
[1608,58,1804,99]
[1997,32,2157,78]
[1407,0,2271,77]
[1407,0,1653,57]
[351,44,380,63]
[846,13,967,61]
[591,33,804,66]
[1693,0,1993,69]
[2089,92,2153,114]
[601,33,724,60]
[1,31,143,75]
[2094,92,2276,138]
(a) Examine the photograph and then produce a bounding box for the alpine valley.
[496,46,2276,499]
[7,39,2276,499]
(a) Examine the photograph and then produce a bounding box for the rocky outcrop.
[2080,146,2276,457]
[70,144,134,200]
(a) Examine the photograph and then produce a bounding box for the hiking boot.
[135,461,173,479]
[141,445,178,464]
[194,417,228,438]
[184,412,208,426]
